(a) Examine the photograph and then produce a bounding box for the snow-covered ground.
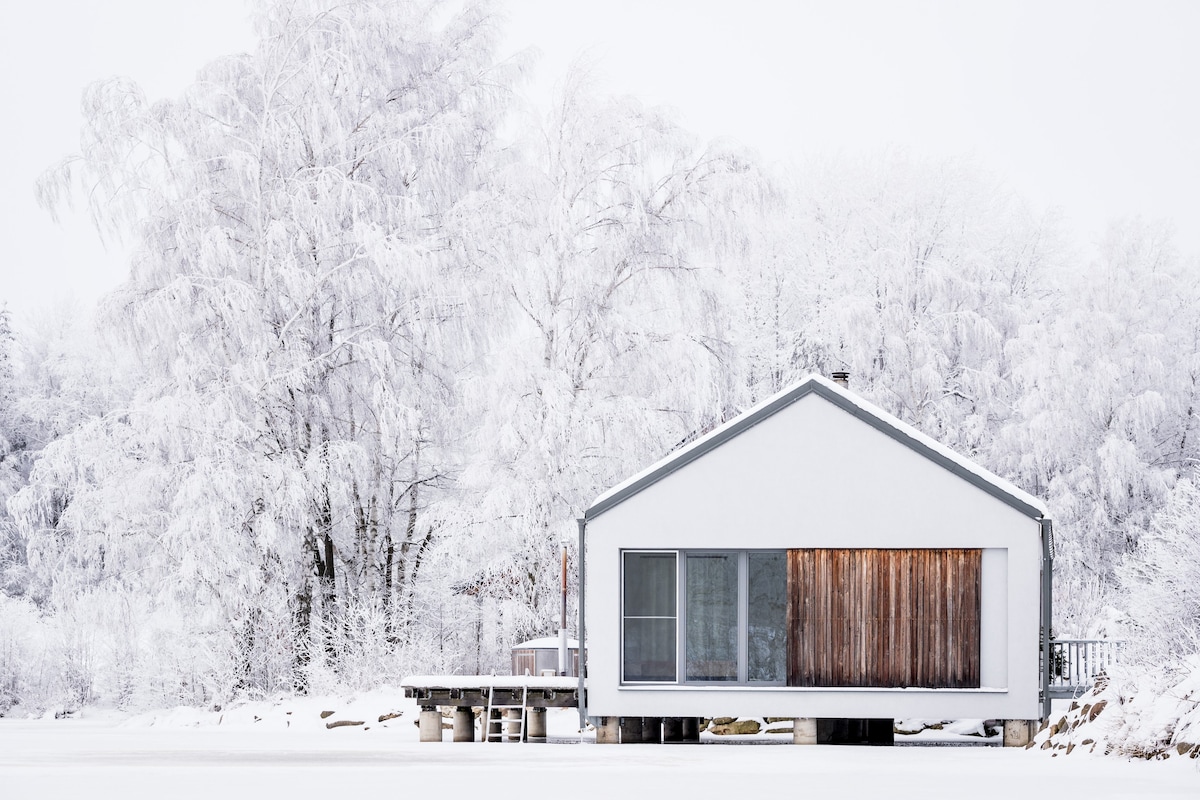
[1,694,1195,799]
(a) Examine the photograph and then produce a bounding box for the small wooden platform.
[400,675,581,709]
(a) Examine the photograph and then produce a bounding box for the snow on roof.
[586,373,1049,521]
[512,637,580,650]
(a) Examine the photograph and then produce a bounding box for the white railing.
[1047,639,1124,697]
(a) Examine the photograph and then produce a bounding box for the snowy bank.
[1033,657,1200,760]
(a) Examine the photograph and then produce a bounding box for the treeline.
[0,0,1197,714]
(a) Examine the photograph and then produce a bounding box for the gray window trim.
[620,548,786,687]
[620,550,678,684]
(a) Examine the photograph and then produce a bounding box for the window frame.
[619,548,787,687]
[620,550,679,684]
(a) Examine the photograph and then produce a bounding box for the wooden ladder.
[484,681,528,743]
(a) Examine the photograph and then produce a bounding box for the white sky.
[2,0,1198,321]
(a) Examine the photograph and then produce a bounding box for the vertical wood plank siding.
[786,549,981,688]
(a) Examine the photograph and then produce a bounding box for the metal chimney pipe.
[831,371,850,389]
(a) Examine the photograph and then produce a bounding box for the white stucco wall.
[583,392,1045,721]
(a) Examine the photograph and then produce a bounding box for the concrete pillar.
[619,716,644,743]
[595,716,620,744]
[527,707,547,742]
[504,708,523,742]
[680,717,701,742]
[487,707,503,741]
[642,717,662,743]
[1003,719,1036,747]
[793,717,817,745]
[662,717,683,742]
[452,707,474,742]
[419,706,443,743]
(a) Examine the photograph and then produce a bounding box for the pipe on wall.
[577,517,587,729]
[1040,518,1054,721]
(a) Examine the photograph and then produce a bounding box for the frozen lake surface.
[1,714,1195,800]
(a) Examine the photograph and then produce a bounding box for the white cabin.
[578,374,1052,727]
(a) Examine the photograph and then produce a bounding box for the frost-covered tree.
[1118,478,1200,665]
[0,305,24,595]
[785,156,1058,456]
[26,0,516,700]
[1000,220,1200,631]
[444,73,758,654]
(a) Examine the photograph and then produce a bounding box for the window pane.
[748,551,787,682]
[686,553,738,681]
[623,618,677,681]
[623,552,676,617]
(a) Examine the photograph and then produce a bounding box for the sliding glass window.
[622,551,677,682]
[747,551,787,682]
[621,549,785,685]
[685,553,739,681]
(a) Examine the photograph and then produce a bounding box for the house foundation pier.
[793,718,817,745]
[1003,719,1037,747]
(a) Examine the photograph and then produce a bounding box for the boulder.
[711,719,760,735]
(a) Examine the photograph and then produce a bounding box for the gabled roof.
[584,374,1049,522]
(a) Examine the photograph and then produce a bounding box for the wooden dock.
[400,675,581,742]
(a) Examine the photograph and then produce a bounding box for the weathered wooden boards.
[787,548,981,688]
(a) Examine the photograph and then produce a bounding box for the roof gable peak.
[585,374,1047,521]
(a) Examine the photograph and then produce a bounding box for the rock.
[320,710,335,719]
[1041,740,1054,750]
[711,719,760,735]
[326,719,365,729]
[1088,701,1106,721]
[763,717,792,724]
[1082,738,1094,745]
[1177,742,1194,756]
[378,712,403,722]
[710,717,737,726]
[765,727,793,735]
[1065,743,1075,755]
